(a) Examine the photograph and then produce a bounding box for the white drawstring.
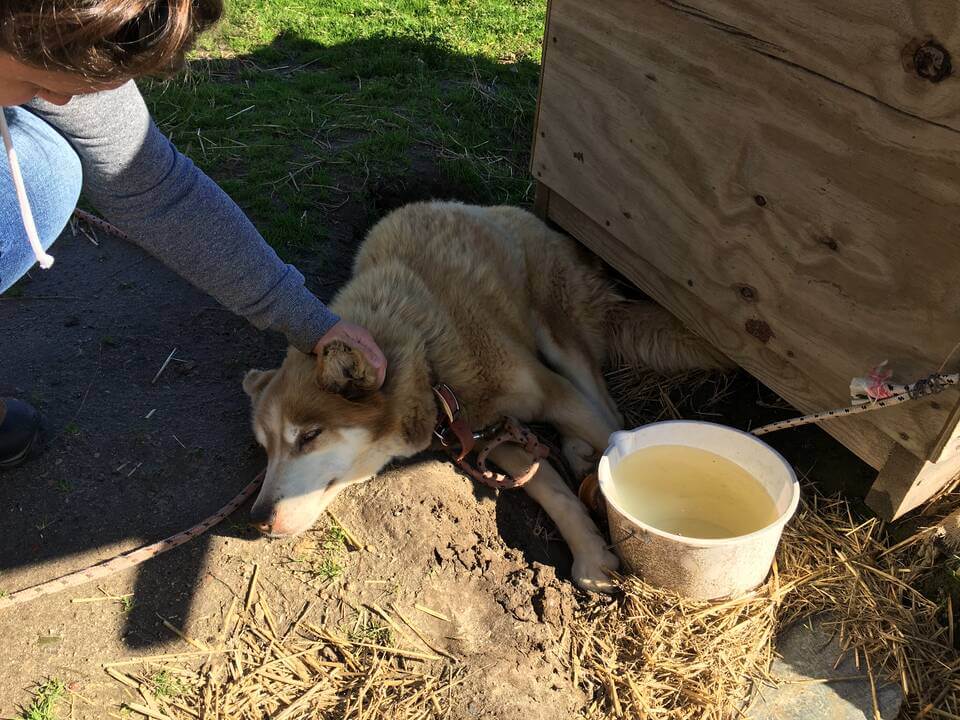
[1,110,55,269]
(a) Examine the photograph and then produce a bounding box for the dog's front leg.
[487,444,619,593]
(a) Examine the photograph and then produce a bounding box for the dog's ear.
[316,340,378,399]
[243,368,277,399]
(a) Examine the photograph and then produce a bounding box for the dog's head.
[243,340,416,537]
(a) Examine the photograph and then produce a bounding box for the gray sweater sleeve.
[27,81,339,352]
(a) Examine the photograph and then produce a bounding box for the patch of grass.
[348,616,391,646]
[34,518,55,532]
[150,670,184,699]
[313,556,344,582]
[64,421,80,436]
[324,523,347,550]
[288,520,350,583]
[141,0,545,253]
[54,478,74,494]
[18,679,65,720]
[120,595,136,613]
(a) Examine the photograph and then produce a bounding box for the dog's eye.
[298,427,324,448]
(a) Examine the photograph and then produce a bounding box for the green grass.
[347,616,391,645]
[289,522,349,582]
[314,524,349,580]
[142,0,545,253]
[313,556,344,581]
[324,523,348,550]
[150,670,184,700]
[18,679,65,720]
[54,477,74,493]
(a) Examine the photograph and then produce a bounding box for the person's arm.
[26,81,338,353]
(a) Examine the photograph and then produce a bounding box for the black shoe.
[0,398,43,468]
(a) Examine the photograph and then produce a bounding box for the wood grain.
[532,0,960,466]
[546,183,958,518]
[868,443,960,519]
[546,189,896,470]
[656,0,960,131]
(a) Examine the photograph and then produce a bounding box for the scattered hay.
[575,575,775,719]
[573,494,960,719]
[106,571,462,720]
[605,366,734,429]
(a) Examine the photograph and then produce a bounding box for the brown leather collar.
[432,383,475,462]
[432,382,549,490]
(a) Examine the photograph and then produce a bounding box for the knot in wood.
[745,318,773,343]
[735,284,758,302]
[914,41,952,82]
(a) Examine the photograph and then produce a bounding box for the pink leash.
[0,473,263,610]
[1,110,55,269]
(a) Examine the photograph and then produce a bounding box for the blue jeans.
[1,107,82,292]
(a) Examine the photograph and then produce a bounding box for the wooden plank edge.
[528,0,554,175]
[927,393,960,464]
[868,444,960,521]
[533,182,551,219]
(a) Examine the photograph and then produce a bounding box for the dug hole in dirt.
[0,183,877,719]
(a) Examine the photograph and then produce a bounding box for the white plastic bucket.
[598,421,800,600]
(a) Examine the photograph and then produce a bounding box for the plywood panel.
[544,189,896,470]
[532,0,960,465]
[656,0,960,130]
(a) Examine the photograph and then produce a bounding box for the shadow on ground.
[0,33,543,656]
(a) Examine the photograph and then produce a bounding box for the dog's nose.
[249,505,274,535]
[252,519,272,534]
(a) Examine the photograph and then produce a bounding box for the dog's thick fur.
[244,202,728,591]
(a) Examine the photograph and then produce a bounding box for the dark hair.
[0,0,223,80]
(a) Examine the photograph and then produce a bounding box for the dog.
[243,202,729,592]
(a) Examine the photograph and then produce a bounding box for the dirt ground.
[0,185,876,718]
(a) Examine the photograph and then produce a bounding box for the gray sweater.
[28,80,339,352]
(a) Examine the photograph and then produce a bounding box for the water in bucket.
[609,445,778,539]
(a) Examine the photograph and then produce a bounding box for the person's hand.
[314,321,387,389]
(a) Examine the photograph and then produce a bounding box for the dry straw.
[605,367,734,429]
[573,493,960,719]
[106,569,463,720]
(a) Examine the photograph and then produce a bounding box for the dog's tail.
[606,299,733,374]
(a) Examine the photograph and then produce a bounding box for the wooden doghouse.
[531,0,960,520]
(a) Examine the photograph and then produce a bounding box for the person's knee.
[22,120,82,250]
[1,108,82,291]
[35,142,82,247]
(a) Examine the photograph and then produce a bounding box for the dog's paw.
[563,437,597,479]
[572,548,620,594]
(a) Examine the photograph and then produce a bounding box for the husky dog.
[243,202,727,591]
